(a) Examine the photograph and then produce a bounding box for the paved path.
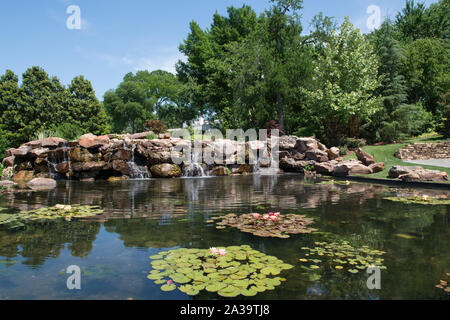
[405,159,450,168]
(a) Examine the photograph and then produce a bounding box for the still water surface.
[0,175,448,300]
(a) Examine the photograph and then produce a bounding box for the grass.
[344,133,450,181]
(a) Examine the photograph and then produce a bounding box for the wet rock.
[78,134,110,149]
[107,176,130,182]
[70,148,94,162]
[1,167,14,181]
[13,171,35,183]
[369,162,385,174]
[112,160,130,175]
[29,148,49,158]
[111,149,133,161]
[314,162,336,175]
[34,158,49,173]
[327,147,340,160]
[210,166,230,176]
[150,164,182,178]
[2,156,15,167]
[0,180,17,190]
[355,148,375,166]
[72,161,106,172]
[234,164,255,174]
[55,162,71,174]
[334,160,373,176]
[388,166,423,179]
[17,161,33,171]
[46,148,71,161]
[306,150,329,162]
[280,158,315,173]
[10,146,32,157]
[26,178,57,191]
[146,151,173,165]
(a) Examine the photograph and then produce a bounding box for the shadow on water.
[0,175,448,300]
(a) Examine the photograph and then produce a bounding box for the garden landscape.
[0,0,448,306]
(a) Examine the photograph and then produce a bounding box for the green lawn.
[344,133,450,181]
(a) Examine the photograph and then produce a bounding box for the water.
[0,175,448,300]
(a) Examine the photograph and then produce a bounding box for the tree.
[302,18,382,145]
[395,0,427,42]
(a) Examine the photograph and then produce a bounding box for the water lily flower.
[270,216,278,222]
[210,247,219,255]
[218,248,227,256]
[55,204,65,210]
[263,215,269,220]
[268,212,275,216]
[167,280,173,285]
[274,212,281,217]
[252,213,261,219]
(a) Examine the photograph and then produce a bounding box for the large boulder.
[128,131,154,140]
[112,160,130,175]
[334,160,373,176]
[399,169,448,182]
[41,137,67,148]
[369,162,385,174]
[26,178,56,191]
[295,138,318,153]
[10,146,32,157]
[314,162,336,175]
[305,150,329,162]
[78,134,110,149]
[388,166,423,179]
[280,158,315,173]
[327,147,340,160]
[355,148,375,166]
[2,156,15,167]
[70,148,94,162]
[71,161,106,172]
[150,164,182,178]
[29,148,49,158]
[0,180,17,190]
[210,166,230,176]
[111,149,133,161]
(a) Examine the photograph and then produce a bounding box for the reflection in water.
[0,175,448,300]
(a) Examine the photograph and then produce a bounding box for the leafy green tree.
[302,17,382,145]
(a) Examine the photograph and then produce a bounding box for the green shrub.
[342,138,366,150]
[147,133,158,140]
[338,146,349,157]
[379,121,401,143]
[144,120,168,134]
[53,123,84,141]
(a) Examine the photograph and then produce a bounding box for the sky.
[0,0,440,100]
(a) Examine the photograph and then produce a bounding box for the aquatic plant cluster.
[211,213,317,238]
[147,245,294,297]
[298,241,387,278]
[384,195,450,205]
[0,205,104,229]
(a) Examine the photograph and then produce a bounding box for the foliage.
[52,123,83,141]
[384,195,450,205]
[211,212,316,238]
[147,245,293,297]
[144,120,168,134]
[146,133,158,140]
[302,17,382,146]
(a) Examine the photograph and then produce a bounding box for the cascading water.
[183,147,207,177]
[127,143,150,180]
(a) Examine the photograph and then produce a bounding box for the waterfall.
[127,144,150,180]
[183,147,207,177]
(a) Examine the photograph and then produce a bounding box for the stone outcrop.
[26,178,57,191]
[355,148,375,166]
[3,133,384,181]
[389,165,448,182]
[395,142,450,160]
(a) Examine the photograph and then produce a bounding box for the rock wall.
[2,133,382,182]
[395,142,450,160]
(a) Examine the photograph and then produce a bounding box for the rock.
[399,169,448,182]
[295,138,318,153]
[26,178,57,191]
[41,137,67,148]
[111,149,133,161]
[107,176,130,182]
[0,180,17,190]
[210,166,230,176]
[355,148,375,166]
[146,151,173,165]
[306,150,329,163]
[2,156,15,167]
[234,164,255,174]
[334,160,373,176]
[278,136,298,150]
[34,158,49,173]
[13,171,34,183]
[369,162,385,174]
[23,140,44,148]
[78,134,110,149]
[70,148,94,162]
[327,147,340,160]
[112,160,130,175]
[72,161,106,172]
[1,167,14,180]
[46,148,71,161]
[388,166,423,179]
[314,162,336,175]
[10,146,32,157]
[279,158,315,173]
[29,148,49,158]
[55,162,71,174]
[80,178,95,183]
[128,131,154,140]
[158,133,171,139]
[150,164,182,178]
[17,161,33,171]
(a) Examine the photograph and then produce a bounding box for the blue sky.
[0,0,439,99]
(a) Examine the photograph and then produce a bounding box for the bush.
[342,138,366,150]
[147,133,158,140]
[338,146,349,157]
[393,104,434,138]
[144,120,168,134]
[0,129,10,160]
[379,121,401,143]
[53,123,84,141]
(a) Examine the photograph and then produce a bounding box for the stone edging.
[395,142,450,160]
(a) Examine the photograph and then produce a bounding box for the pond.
[0,175,449,300]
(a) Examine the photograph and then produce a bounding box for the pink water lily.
[263,215,269,220]
[274,212,281,217]
[218,248,227,256]
[167,280,173,285]
[252,213,261,219]
[270,216,278,222]
[210,247,219,255]
[268,212,275,216]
